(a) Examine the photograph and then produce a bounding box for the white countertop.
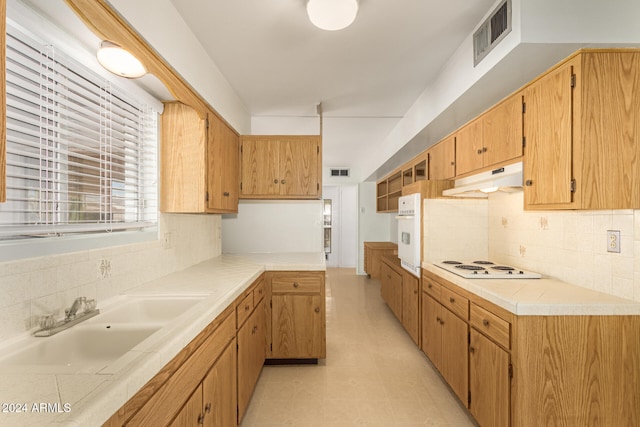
[0,253,325,427]
[423,262,640,316]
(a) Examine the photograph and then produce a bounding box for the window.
[0,23,158,239]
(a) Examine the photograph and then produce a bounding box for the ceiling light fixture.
[96,41,147,79]
[307,0,358,31]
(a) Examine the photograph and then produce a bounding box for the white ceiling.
[168,0,497,178]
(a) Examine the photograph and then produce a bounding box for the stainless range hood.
[442,162,523,198]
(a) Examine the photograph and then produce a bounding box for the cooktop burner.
[435,260,541,279]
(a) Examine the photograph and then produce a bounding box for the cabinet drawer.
[423,277,442,300]
[272,275,322,294]
[254,279,265,303]
[470,303,510,349]
[441,287,469,320]
[236,292,254,327]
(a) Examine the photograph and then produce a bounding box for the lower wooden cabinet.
[266,271,326,360]
[380,256,419,345]
[364,242,397,280]
[237,294,265,423]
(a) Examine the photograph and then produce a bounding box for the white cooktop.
[435,260,541,279]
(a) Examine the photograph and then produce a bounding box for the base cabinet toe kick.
[103,270,326,427]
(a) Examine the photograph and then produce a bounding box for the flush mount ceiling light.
[307,0,358,31]
[96,41,147,79]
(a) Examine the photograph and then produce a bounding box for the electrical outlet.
[607,230,621,253]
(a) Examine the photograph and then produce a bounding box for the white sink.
[0,324,161,374]
[96,295,206,325]
[0,295,207,374]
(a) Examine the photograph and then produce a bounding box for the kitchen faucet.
[34,296,100,337]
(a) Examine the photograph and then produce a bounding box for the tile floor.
[240,268,476,426]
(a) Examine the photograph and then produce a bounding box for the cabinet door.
[279,137,320,197]
[429,136,456,180]
[455,119,484,176]
[240,137,279,196]
[271,293,323,358]
[237,300,265,423]
[523,60,574,207]
[402,273,419,345]
[440,308,469,405]
[380,262,403,321]
[169,385,203,427]
[483,93,523,167]
[202,341,237,427]
[469,328,510,427]
[207,114,239,212]
[421,293,442,370]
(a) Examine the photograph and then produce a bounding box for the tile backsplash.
[425,191,640,302]
[0,214,221,342]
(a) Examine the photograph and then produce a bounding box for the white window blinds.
[0,24,158,238]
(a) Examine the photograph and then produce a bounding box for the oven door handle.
[395,215,415,220]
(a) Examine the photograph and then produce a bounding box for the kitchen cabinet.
[523,49,640,210]
[380,256,420,345]
[124,309,237,426]
[428,135,456,180]
[421,276,469,404]
[240,135,322,199]
[469,304,511,427]
[266,271,326,360]
[376,170,402,212]
[160,102,239,213]
[380,259,403,321]
[0,0,5,203]
[237,278,266,423]
[363,242,398,280]
[401,151,428,186]
[455,93,523,177]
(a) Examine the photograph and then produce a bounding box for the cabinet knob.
[293,282,299,288]
[483,319,490,327]
[281,179,286,184]
[314,307,320,313]
[204,403,212,414]
[450,161,455,166]
[428,283,432,289]
[449,297,455,303]
[477,149,483,155]
[252,325,258,334]
[470,346,475,354]
[525,179,533,186]
[414,289,418,294]
[436,316,441,323]
[274,179,279,184]
[482,147,488,153]
[245,304,250,311]
[223,191,230,197]
[198,413,205,425]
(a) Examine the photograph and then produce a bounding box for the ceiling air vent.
[330,168,350,177]
[473,0,511,66]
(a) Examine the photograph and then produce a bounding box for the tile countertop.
[423,262,640,316]
[0,253,326,427]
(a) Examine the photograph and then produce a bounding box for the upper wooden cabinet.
[456,93,523,177]
[428,135,456,180]
[161,102,239,213]
[523,50,640,210]
[240,135,322,199]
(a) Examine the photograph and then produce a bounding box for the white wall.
[221,201,323,254]
[0,214,221,342]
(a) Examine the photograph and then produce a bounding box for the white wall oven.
[396,193,421,277]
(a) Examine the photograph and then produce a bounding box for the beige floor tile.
[240,268,475,427]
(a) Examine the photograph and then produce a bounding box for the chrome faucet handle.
[85,299,97,312]
[39,314,56,330]
[65,296,87,319]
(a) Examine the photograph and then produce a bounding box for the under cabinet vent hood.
[442,162,523,198]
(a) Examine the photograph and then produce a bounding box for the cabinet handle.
[525,179,533,186]
[252,325,258,334]
[449,297,455,303]
[428,283,432,289]
[293,282,299,288]
[414,289,418,294]
[436,316,441,324]
[315,307,320,313]
[197,413,205,425]
[477,149,483,155]
[245,304,250,311]
[274,179,279,184]
[205,403,212,414]
[482,147,488,153]
[450,161,455,166]
[470,346,475,354]
[281,179,286,184]
[223,191,230,197]
[483,319,490,327]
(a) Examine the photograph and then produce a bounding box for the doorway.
[322,185,357,268]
